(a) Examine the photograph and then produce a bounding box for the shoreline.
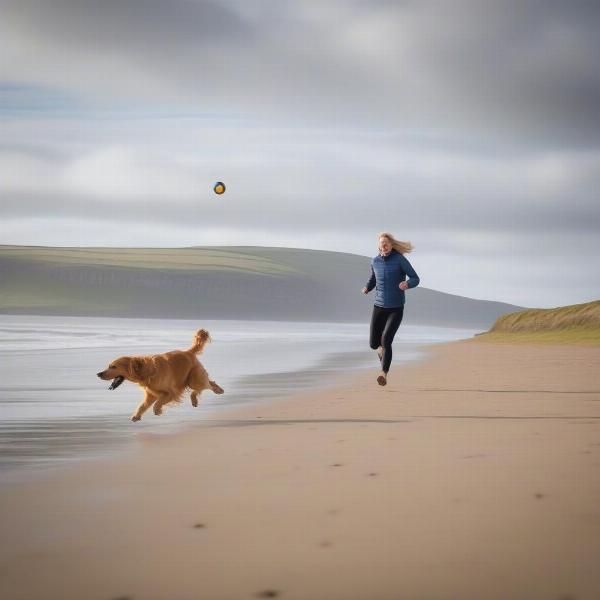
[1,321,461,480]
[1,337,599,599]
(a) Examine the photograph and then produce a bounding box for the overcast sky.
[1,0,599,308]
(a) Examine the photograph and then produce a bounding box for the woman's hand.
[362,287,369,294]
[399,281,409,291]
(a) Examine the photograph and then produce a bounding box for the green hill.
[0,244,523,327]
[477,300,600,345]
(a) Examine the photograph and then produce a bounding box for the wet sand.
[1,338,600,600]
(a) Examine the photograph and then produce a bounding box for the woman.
[362,232,420,386]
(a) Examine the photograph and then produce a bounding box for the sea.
[0,315,478,479]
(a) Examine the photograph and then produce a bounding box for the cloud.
[2,0,600,144]
[2,123,599,233]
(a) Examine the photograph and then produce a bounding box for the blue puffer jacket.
[365,249,420,308]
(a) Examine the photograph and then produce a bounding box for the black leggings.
[369,305,404,373]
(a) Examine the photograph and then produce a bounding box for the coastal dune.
[479,300,600,345]
[1,338,599,599]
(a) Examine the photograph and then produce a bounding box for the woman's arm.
[362,266,376,294]
[399,255,420,289]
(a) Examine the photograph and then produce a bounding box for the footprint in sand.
[256,590,280,598]
[367,472,378,477]
[319,540,332,548]
[534,493,545,499]
[331,463,344,467]
[193,523,206,529]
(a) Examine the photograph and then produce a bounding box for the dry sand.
[1,338,600,600]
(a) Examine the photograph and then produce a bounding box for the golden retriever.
[97,329,224,421]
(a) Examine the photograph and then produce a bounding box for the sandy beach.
[1,338,599,600]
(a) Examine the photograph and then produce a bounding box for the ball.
[213,181,226,195]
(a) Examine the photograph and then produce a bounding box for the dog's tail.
[188,329,211,354]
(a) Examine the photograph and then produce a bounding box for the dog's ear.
[127,357,147,382]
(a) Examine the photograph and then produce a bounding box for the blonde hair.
[379,232,413,254]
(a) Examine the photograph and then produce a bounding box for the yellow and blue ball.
[213,181,226,195]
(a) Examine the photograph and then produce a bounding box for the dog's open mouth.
[108,376,125,390]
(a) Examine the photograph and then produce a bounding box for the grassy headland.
[0,245,522,327]
[476,300,600,345]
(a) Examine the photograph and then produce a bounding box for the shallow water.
[0,315,477,478]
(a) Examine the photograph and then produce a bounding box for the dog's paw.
[153,407,163,416]
[131,415,141,422]
[210,381,225,394]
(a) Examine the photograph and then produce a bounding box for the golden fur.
[97,329,224,421]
